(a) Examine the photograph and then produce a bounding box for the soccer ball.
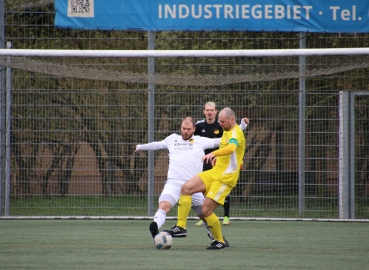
[154,231,173,250]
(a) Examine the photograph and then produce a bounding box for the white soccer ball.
[154,231,173,250]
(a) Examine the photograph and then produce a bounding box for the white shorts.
[159,180,205,207]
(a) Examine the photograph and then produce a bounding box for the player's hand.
[242,117,249,124]
[202,153,215,164]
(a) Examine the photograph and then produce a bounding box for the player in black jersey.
[195,101,249,226]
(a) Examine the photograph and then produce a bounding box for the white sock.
[203,222,213,239]
[154,209,167,229]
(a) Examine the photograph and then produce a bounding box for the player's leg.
[204,181,233,250]
[149,182,180,238]
[203,198,224,243]
[177,175,206,228]
[196,164,211,226]
[165,174,206,237]
[155,199,173,227]
[223,194,231,225]
[192,192,213,239]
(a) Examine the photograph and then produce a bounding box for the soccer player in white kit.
[135,117,220,239]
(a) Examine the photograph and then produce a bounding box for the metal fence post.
[0,0,6,216]
[5,41,11,216]
[339,91,350,219]
[298,32,306,217]
[148,31,155,216]
[349,91,356,220]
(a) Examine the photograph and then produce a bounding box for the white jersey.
[136,134,220,184]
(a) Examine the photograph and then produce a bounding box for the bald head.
[219,107,236,119]
[218,107,236,131]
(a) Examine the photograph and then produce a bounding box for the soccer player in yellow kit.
[165,107,245,250]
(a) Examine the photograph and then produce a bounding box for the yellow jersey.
[210,124,246,187]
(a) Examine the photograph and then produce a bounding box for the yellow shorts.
[198,170,234,205]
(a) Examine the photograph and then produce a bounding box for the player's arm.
[203,137,221,149]
[212,139,238,156]
[135,141,167,152]
[238,117,249,131]
[202,138,238,163]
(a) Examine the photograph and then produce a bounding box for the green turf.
[11,195,364,218]
[0,220,368,270]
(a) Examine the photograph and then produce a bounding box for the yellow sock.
[177,195,192,228]
[205,213,224,243]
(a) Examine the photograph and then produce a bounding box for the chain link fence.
[0,1,368,219]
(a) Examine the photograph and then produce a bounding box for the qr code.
[71,0,90,14]
[68,0,94,17]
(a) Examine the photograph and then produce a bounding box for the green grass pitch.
[0,219,368,270]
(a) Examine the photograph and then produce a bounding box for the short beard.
[182,134,192,140]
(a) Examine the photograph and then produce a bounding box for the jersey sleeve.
[239,120,248,131]
[228,138,239,146]
[212,143,237,156]
[202,137,220,150]
[136,140,167,151]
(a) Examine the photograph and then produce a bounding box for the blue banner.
[54,0,369,33]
